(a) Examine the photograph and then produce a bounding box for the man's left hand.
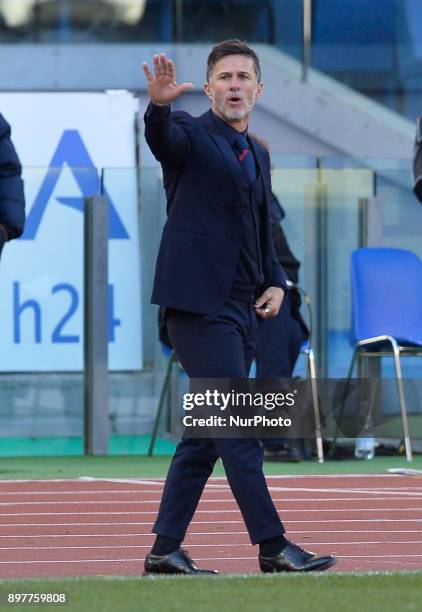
[254,287,284,319]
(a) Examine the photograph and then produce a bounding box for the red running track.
[0,474,422,578]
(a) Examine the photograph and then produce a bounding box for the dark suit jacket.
[0,113,25,256]
[144,104,287,314]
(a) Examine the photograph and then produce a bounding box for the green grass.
[0,454,422,480]
[0,435,177,458]
[0,455,174,480]
[0,573,421,612]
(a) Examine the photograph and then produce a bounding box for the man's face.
[204,54,263,126]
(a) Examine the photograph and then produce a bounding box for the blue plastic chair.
[342,247,422,462]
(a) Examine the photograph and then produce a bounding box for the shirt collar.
[210,110,248,147]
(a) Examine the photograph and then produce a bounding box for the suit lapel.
[198,111,245,202]
[249,138,267,185]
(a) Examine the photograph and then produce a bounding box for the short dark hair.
[206,39,261,83]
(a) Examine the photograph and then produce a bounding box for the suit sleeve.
[0,114,25,241]
[144,102,192,165]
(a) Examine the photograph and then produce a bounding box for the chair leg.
[390,340,413,462]
[147,353,177,457]
[329,346,359,457]
[307,347,324,463]
[360,375,381,433]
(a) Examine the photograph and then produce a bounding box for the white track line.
[267,487,422,497]
[82,475,422,482]
[0,521,233,527]
[0,487,422,505]
[0,544,231,550]
[1,519,421,528]
[193,554,422,561]
[0,492,420,500]
[0,490,163,496]
[2,553,422,566]
[1,507,420,517]
[1,497,421,506]
[0,474,418,486]
[0,489,417,498]
[0,488,169,495]
[0,559,156,565]
[2,486,421,497]
[1,529,422,539]
[0,478,164,486]
[3,540,422,552]
[78,477,165,486]
[388,469,422,476]
[350,487,422,491]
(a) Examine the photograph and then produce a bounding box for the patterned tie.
[233,133,257,185]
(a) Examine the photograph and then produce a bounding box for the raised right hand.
[142,53,194,105]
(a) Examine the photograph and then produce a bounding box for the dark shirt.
[233,170,265,292]
[210,112,265,298]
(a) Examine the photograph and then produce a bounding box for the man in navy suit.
[142,40,335,575]
[0,114,25,260]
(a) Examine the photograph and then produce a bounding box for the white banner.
[0,92,142,371]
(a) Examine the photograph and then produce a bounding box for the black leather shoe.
[144,548,218,576]
[259,541,336,573]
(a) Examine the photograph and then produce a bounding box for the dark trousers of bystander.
[255,292,308,455]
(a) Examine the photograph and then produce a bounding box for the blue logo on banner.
[22,130,129,240]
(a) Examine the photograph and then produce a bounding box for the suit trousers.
[152,298,285,545]
[256,293,308,378]
[255,292,308,450]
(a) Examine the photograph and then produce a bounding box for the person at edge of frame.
[251,134,309,463]
[0,113,25,260]
[142,40,337,576]
[413,116,422,203]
